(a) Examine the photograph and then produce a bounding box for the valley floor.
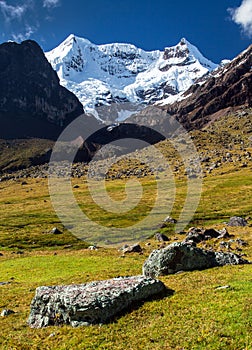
[0,165,252,349]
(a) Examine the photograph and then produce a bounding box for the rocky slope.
[2,109,251,180]
[45,35,217,120]
[161,44,252,130]
[0,40,85,139]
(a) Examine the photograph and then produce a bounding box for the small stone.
[1,309,15,317]
[123,244,142,253]
[51,227,62,234]
[215,285,230,290]
[73,185,80,188]
[219,241,231,249]
[155,233,170,242]
[163,216,177,224]
[236,239,248,246]
[88,245,98,250]
[118,244,129,251]
[217,228,230,239]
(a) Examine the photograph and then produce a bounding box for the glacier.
[45,34,218,121]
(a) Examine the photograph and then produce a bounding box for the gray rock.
[219,241,231,249]
[88,245,98,250]
[143,242,250,277]
[0,281,10,286]
[228,216,247,227]
[184,227,221,244]
[122,244,142,253]
[28,275,166,328]
[1,309,15,317]
[163,216,177,224]
[155,233,170,242]
[51,227,62,234]
[215,285,230,290]
[217,228,231,239]
[236,239,248,246]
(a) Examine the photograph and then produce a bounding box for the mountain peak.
[163,38,217,69]
[46,35,218,120]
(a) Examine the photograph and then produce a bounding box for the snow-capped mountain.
[45,34,218,120]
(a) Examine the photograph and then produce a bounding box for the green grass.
[0,167,252,349]
[0,111,252,349]
[1,167,251,249]
[0,251,252,349]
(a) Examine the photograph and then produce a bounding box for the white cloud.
[43,0,60,8]
[12,24,36,42]
[229,0,252,36]
[0,1,28,21]
[0,0,61,43]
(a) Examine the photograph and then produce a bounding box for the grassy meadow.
[0,161,252,349]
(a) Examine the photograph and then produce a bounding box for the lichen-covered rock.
[143,242,250,277]
[28,275,166,328]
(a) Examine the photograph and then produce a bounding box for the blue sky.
[0,0,251,63]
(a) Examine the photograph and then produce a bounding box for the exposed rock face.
[162,44,252,130]
[143,242,250,277]
[28,275,166,328]
[0,40,85,139]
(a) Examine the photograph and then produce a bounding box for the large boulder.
[28,275,166,328]
[143,242,250,277]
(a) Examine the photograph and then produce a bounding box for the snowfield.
[45,34,218,121]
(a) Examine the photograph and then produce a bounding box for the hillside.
[0,112,251,348]
[160,44,252,130]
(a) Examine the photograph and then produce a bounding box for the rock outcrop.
[28,275,166,328]
[0,40,85,139]
[143,242,250,277]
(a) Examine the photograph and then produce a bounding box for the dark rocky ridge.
[0,40,85,139]
[161,44,252,130]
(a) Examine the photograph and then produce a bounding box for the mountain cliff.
[0,40,85,139]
